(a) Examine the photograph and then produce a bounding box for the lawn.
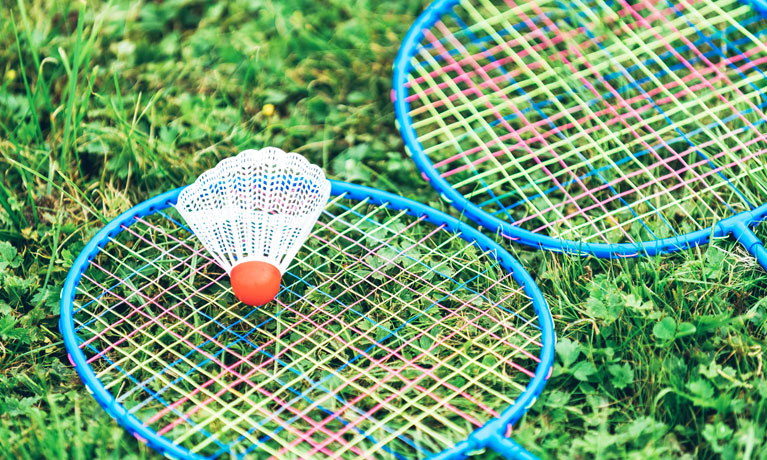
[0,1,766,459]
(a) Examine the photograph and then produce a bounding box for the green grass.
[0,1,765,459]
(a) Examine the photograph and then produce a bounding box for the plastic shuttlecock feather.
[176,147,331,306]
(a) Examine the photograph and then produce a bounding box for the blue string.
[74,240,176,317]
[251,248,488,458]
[221,200,527,457]
[76,209,202,322]
[444,10,543,225]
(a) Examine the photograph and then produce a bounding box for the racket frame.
[59,180,555,460]
[392,0,767,268]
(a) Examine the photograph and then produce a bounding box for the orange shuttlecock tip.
[230,261,282,306]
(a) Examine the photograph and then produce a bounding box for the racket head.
[60,181,555,459]
[393,0,767,259]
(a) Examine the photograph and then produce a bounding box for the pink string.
[316,217,541,360]
[625,0,767,136]
[532,141,767,233]
[89,258,349,456]
[412,4,681,175]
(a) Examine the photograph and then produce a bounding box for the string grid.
[70,192,544,459]
[403,0,767,245]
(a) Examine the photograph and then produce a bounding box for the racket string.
[73,199,544,458]
[405,0,767,244]
[433,9,645,244]
[270,202,539,456]
[77,218,363,457]
[498,0,737,240]
[479,0,733,232]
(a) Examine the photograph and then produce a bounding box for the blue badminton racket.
[393,0,767,267]
[60,181,555,459]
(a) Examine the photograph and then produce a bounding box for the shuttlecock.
[176,147,331,306]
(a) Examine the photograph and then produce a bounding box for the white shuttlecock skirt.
[175,148,331,274]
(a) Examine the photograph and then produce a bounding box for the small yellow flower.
[5,69,17,82]
[262,103,275,117]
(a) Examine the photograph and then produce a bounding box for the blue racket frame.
[392,0,767,270]
[60,181,556,460]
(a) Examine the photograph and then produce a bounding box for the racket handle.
[728,221,767,271]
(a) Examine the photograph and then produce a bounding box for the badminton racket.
[59,181,555,459]
[392,0,767,267]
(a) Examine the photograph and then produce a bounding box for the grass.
[0,0,765,459]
